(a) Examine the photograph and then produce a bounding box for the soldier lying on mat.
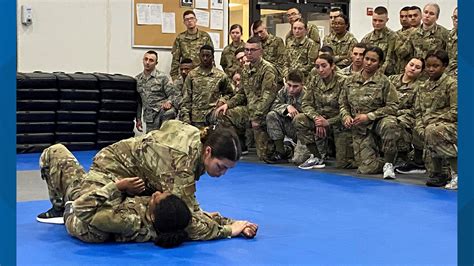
[36,121,258,247]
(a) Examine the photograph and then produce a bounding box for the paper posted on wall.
[136,3,163,25]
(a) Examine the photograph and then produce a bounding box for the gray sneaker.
[298,154,326,170]
[445,172,458,190]
[383,162,396,179]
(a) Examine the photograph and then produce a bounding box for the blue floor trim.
[17,162,457,265]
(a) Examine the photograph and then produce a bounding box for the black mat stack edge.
[93,73,137,149]
[16,72,137,153]
[17,72,58,153]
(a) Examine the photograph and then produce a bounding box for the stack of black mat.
[93,73,137,149]
[55,73,100,151]
[17,72,58,153]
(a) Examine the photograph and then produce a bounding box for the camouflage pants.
[265,111,296,141]
[40,144,116,243]
[218,106,273,160]
[425,122,458,159]
[294,114,355,168]
[146,108,177,133]
[352,116,400,174]
[397,115,414,153]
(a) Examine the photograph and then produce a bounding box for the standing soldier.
[252,20,286,81]
[393,6,415,74]
[265,70,307,164]
[295,54,354,169]
[323,14,358,69]
[136,51,179,133]
[215,37,279,161]
[341,43,367,76]
[339,46,400,179]
[285,19,319,80]
[220,24,246,78]
[398,3,449,62]
[170,10,213,80]
[180,45,234,128]
[407,6,422,28]
[285,7,320,47]
[173,58,193,97]
[446,7,458,77]
[361,6,396,75]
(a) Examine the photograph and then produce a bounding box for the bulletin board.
[132,0,225,49]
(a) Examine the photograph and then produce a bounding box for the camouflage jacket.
[414,73,457,129]
[181,66,234,124]
[303,72,347,126]
[270,86,305,115]
[71,181,156,242]
[393,28,414,74]
[323,31,358,68]
[220,41,245,77]
[339,71,399,123]
[285,36,318,78]
[261,33,286,77]
[286,23,321,47]
[446,28,458,76]
[227,58,279,123]
[171,29,213,80]
[398,24,449,61]
[361,27,396,75]
[136,69,180,123]
[186,211,235,241]
[388,74,422,128]
[173,76,185,101]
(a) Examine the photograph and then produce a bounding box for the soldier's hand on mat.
[343,116,353,128]
[136,119,143,131]
[353,113,369,125]
[215,103,228,116]
[315,116,329,127]
[287,105,299,118]
[231,221,250,237]
[161,101,172,110]
[116,177,145,195]
[242,223,258,239]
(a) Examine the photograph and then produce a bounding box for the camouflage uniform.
[398,24,449,62]
[446,28,458,77]
[361,27,396,75]
[340,64,359,76]
[223,59,279,160]
[323,31,358,68]
[136,69,180,132]
[388,74,420,154]
[174,76,185,97]
[171,29,213,80]
[285,36,318,80]
[286,23,321,47]
[295,72,355,168]
[414,73,457,163]
[220,41,245,77]
[39,144,156,243]
[261,33,286,81]
[180,66,234,127]
[266,86,305,142]
[393,28,414,74]
[339,71,400,174]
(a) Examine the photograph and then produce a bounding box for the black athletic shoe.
[426,173,450,187]
[36,207,65,224]
[264,152,289,164]
[395,161,427,174]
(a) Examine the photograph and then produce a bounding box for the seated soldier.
[341,43,367,76]
[174,58,193,97]
[265,70,308,164]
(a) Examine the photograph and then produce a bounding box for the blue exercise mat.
[17,162,457,265]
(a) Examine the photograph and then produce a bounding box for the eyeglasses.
[244,48,261,53]
[184,17,196,22]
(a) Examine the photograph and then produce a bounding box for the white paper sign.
[210,9,223,30]
[162,12,176,33]
[194,9,209,28]
[208,32,220,48]
[211,0,223,10]
[195,0,208,9]
[136,3,163,25]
